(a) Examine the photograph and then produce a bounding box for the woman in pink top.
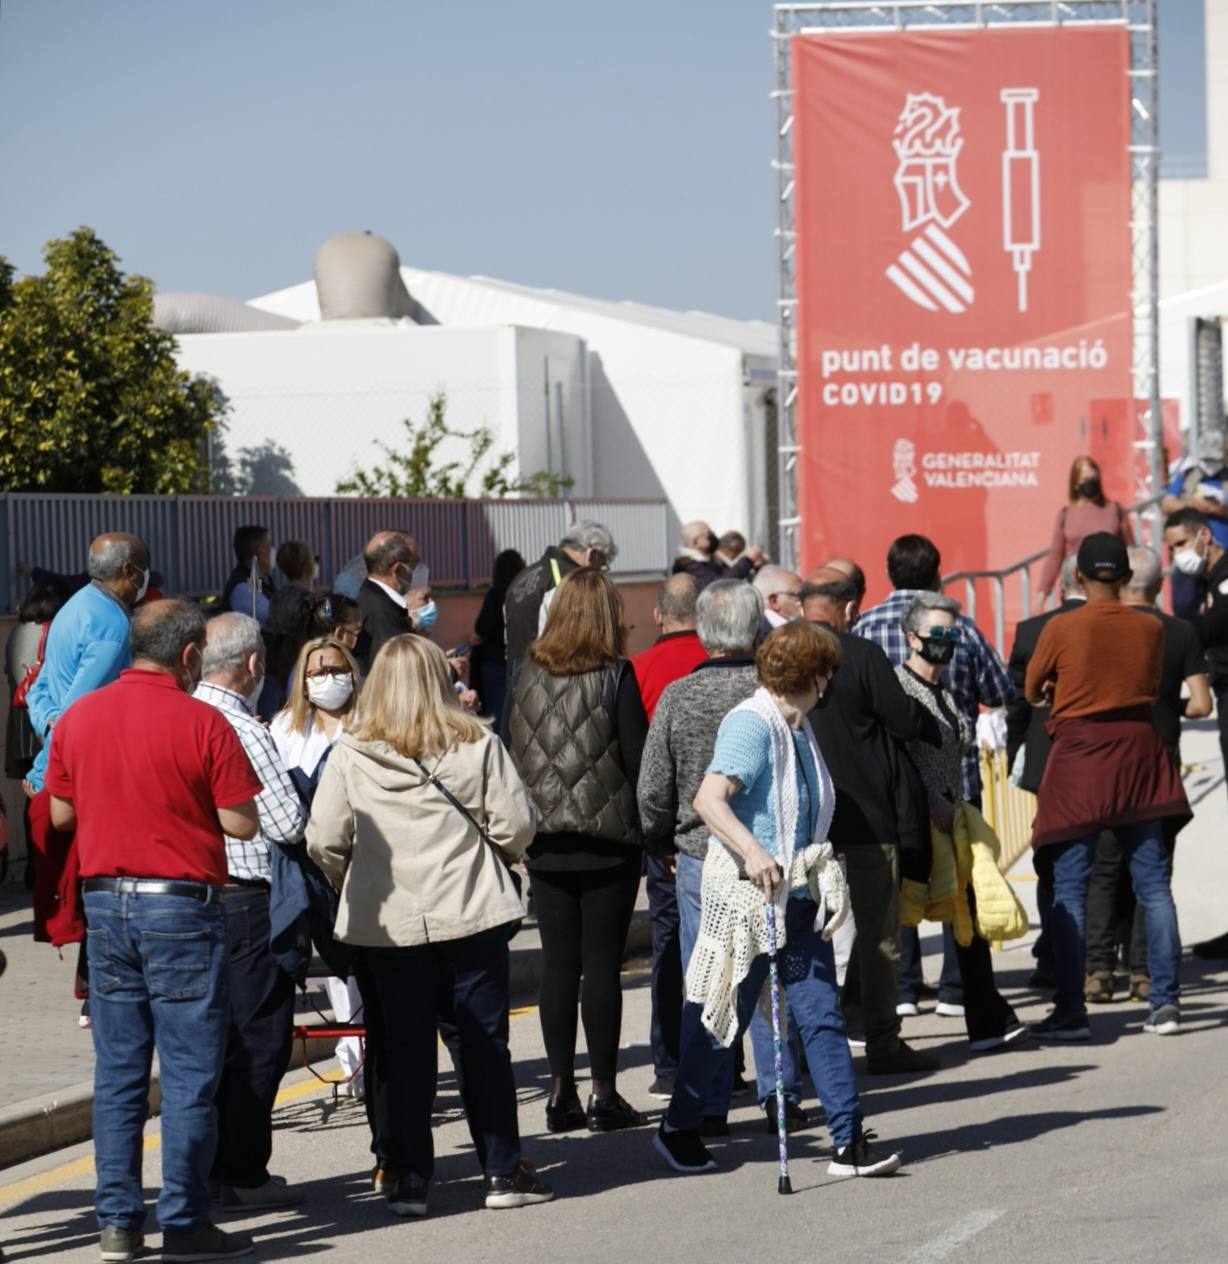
[1034,456,1134,612]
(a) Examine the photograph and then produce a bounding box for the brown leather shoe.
[1084,971,1114,1004]
[372,1166,400,1195]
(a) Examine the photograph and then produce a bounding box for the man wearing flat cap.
[1024,533,1189,1042]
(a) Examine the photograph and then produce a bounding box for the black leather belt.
[82,877,224,904]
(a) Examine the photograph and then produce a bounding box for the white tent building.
[165,234,778,549]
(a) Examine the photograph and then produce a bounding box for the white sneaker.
[935,1001,966,1018]
[896,1002,920,1018]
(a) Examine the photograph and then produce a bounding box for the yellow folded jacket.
[900,802,1027,946]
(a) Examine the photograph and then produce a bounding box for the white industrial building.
[163,233,778,549]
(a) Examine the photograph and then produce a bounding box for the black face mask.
[1077,478,1102,500]
[917,638,956,666]
[705,533,720,556]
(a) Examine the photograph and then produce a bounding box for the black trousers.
[356,928,521,1182]
[952,888,1016,1042]
[529,860,641,1084]
[1086,829,1174,976]
[645,856,682,1079]
[1218,690,1228,811]
[211,886,296,1189]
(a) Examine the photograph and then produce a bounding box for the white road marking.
[908,1209,1004,1263]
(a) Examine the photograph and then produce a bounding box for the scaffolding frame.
[771,0,1161,570]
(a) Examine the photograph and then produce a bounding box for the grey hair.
[697,579,763,654]
[561,519,617,560]
[87,537,144,581]
[201,612,264,677]
[130,601,206,668]
[752,565,799,599]
[1126,546,1162,595]
[656,573,699,625]
[901,591,961,637]
[1059,552,1082,595]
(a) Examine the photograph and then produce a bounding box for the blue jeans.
[645,856,682,1079]
[1042,822,1181,1016]
[84,889,229,1234]
[676,853,734,1115]
[668,897,861,1146]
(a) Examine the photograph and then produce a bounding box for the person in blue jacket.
[26,534,150,792]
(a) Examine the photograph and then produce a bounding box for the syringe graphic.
[1000,88,1040,313]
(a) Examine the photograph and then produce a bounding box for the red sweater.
[632,632,708,722]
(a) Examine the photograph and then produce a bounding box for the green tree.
[336,390,573,499]
[0,228,226,493]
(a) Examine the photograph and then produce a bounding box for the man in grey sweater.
[638,580,806,1134]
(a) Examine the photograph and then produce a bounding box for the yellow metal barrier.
[978,747,1036,876]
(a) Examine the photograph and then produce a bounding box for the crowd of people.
[7,460,1226,1259]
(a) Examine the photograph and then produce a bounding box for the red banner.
[793,27,1133,603]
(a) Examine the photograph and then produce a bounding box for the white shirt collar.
[370,577,408,609]
[765,608,790,628]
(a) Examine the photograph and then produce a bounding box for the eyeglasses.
[306,666,352,680]
[773,590,802,602]
[922,626,959,641]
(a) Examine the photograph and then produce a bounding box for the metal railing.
[0,494,672,613]
[940,495,1165,656]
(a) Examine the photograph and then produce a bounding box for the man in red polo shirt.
[46,601,263,1264]
[631,573,705,1098]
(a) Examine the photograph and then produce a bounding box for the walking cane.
[764,894,792,1195]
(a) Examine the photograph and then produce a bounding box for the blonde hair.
[350,634,485,757]
[528,567,627,675]
[279,636,361,736]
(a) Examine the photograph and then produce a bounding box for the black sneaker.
[545,1091,586,1134]
[586,1091,647,1132]
[1027,968,1056,990]
[828,1130,902,1178]
[653,1122,717,1174]
[1143,1003,1180,1036]
[386,1173,429,1217]
[161,1225,253,1262]
[1031,1011,1092,1041]
[969,1021,1029,1054]
[648,1075,676,1100]
[484,1161,554,1209]
[865,1040,939,1074]
[99,1225,144,1263]
[730,1073,753,1098]
[698,1114,729,1137]
[763,1096,810,1134]
[1191,929,1228,960]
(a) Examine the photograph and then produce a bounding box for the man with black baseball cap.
[1023,533,1190,1040]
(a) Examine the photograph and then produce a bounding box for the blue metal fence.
[0,495,671,612]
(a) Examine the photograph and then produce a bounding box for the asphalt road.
[3,727,1227,1264]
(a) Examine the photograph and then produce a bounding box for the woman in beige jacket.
[306,634,552,1217]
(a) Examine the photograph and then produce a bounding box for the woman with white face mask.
[271,637,362,1092]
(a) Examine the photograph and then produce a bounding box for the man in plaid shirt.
[857,535,1022,1052]
[196,613,307,1212]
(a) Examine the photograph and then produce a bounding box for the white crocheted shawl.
[684,689,846,1046]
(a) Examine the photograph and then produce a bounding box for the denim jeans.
[645,856,683,1079]
[668,897,861,1146]
[84,889,229,1235]
[1041,821,1181,1017]
[676,853,734,1114]
[211,886,296,1189]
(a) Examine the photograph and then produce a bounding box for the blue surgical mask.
[413,599,439,632]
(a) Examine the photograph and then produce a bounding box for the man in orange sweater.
[1025,534,1189,1040]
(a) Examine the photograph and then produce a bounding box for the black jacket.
[354,578,415,674]
[504,547,578,672]
[671,554,754,592]
[1005,598,1083,792]
[806,623,938,872]
[1195,550,1228,691]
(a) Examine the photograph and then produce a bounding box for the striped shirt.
[194,682,307,881]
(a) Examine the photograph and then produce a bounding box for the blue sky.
[0,1,1208,322]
